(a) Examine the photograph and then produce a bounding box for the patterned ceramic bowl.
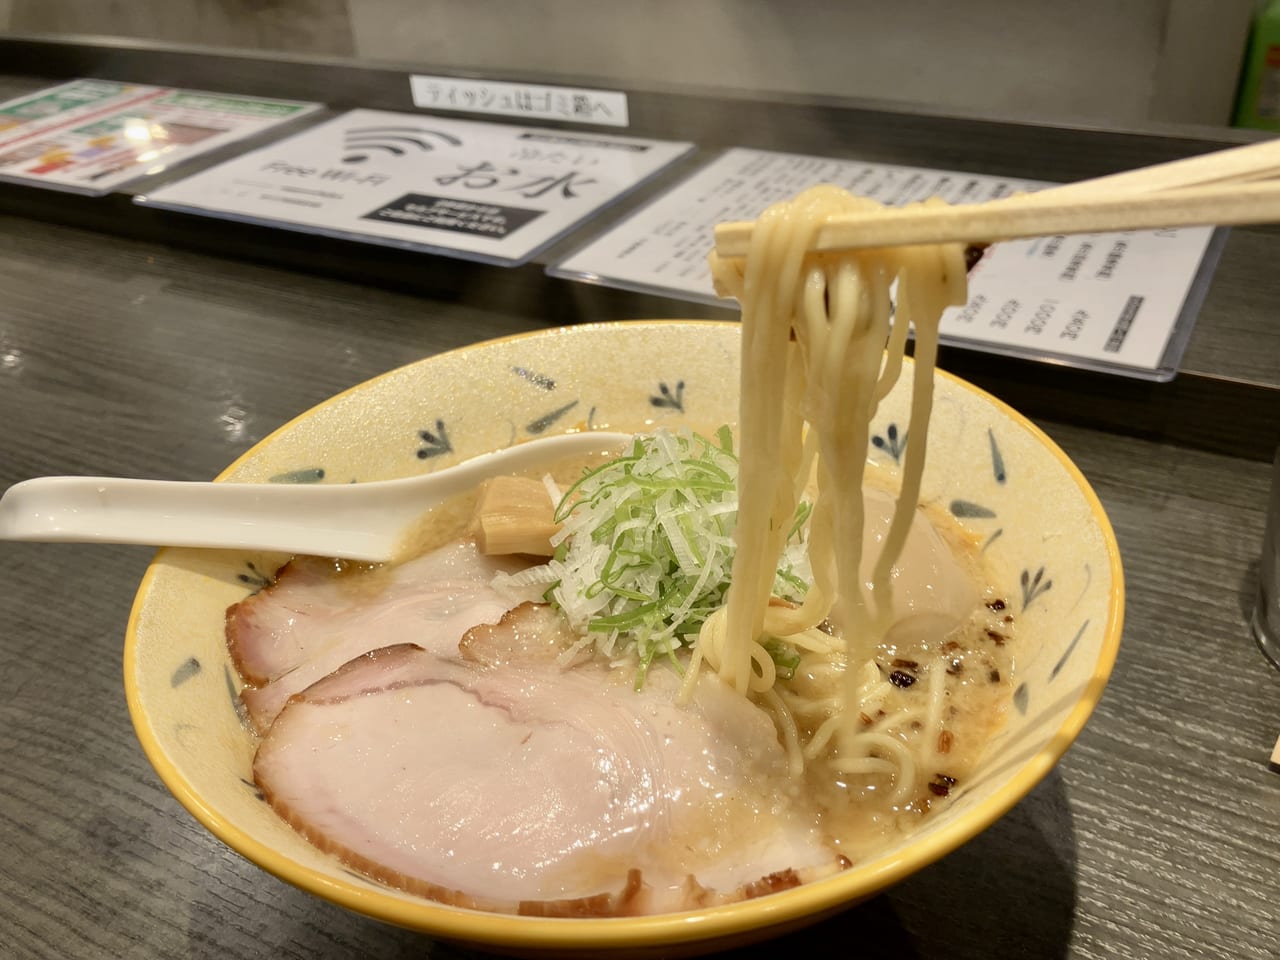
[125,320,1123,956]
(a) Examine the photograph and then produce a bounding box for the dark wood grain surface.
[1,212,1277,960]
[1,57,1279,960]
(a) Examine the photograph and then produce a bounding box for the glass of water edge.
[1253,446,1280,670]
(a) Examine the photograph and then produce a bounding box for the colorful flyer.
[549,148,1223,380]
[0,79,320,196]
[137,108,693,266]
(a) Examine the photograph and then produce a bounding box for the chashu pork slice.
[254,611,846,916]
[227,539,525,733]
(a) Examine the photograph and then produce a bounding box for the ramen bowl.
[125,320,1122,957]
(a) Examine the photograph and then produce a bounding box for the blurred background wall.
[0,0,1259,128]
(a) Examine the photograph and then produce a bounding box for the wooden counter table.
[0,40,1277,960]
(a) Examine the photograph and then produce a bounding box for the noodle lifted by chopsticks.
[696,185,969,782]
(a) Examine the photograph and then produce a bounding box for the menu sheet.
[137,109,693,266]
[550,148,1223,379]
[0,79,320,196]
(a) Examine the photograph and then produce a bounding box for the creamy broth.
[387,445,1015,865]
[798,578,1016,861]
[231,434,1016,913]
[229,184,1010,911]
[395,448,622,560]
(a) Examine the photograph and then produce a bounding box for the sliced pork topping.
[227,539,524,732]
[458,601,583,668]
[254,640,845,913]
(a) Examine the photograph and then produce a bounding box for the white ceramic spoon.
[0,432,632,561]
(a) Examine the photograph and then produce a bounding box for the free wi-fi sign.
[341,126,463,164]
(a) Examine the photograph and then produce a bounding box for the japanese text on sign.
[138,108,690,266]
[410,75,629,127]
[550,147,1220,379]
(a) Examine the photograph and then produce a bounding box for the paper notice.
[139,108,692,266]
[550,147,1220,379]
[0,79,320,195]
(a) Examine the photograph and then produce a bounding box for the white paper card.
[139,108,692,265]
[411,75,629,127]
[551,147,1219,377]
[0,79,320,195]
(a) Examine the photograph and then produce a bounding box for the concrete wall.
[0,0,1259,128]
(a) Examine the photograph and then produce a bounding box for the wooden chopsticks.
[712,137,1280,259]
[1030,136,1280,200]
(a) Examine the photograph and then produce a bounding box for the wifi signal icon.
[341,126,464,164]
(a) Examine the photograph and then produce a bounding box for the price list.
[551,148,1221,378]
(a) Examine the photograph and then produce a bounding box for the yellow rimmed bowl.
[125,320,1123,957]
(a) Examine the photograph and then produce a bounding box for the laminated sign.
[0,79,319,195]
[140,108,693,265]
[551,148,1224,379]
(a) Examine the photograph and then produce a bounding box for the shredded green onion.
[503,427,810,680]
[762,638,802,681]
